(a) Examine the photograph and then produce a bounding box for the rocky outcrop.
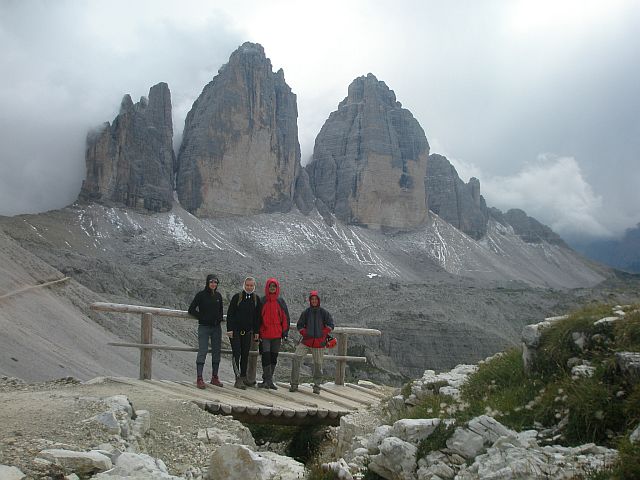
[337,361,620,480]
[79,83,175,212]
[176,42,300,217]
[293,168,315,215]
[426,154,489,239]
[493,208,567,246]
[307,73,430,231]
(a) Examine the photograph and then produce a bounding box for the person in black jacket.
[227,276,262,389]
[188,274,224,389]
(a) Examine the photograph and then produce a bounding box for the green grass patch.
[416,422,456,460]
[385,301,640,462]
[404,393,457,420]
[400,380,413,398]
[614,309,640,351]
[610,437,640,480]
[304,462,336,480]
[460,348,541,428]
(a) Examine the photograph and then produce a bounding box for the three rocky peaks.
[79,42,557,243]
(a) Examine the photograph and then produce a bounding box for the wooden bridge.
[91,302,387,425]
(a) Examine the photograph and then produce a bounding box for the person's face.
[310,296,319,307]
[244,279,255,293]
[208,279,218,289]
[268,283,277,293]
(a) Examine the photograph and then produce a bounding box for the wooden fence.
[90,302,381,384]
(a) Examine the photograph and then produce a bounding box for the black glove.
[282,332,289,340]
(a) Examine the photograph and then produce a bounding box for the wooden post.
[246,337,259,385]
[335,333,348,385]
[140,313,153,380]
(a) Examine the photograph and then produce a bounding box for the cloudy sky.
[1,0,638,243]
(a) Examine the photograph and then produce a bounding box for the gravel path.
[0,376,242,479]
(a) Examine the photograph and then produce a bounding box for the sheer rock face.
[307,74,430,231]
[426,154,489,240]
[176,42,301,217]
[79,83,175,212]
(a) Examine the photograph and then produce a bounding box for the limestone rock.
[391,418,442,444]
[207,444,304,480]
[37,449,112,475]
[368,436,417,480]
[426,154,489,239]
[176,42,301,217]
[92,452,181,479]
[79,83,175,212]
[616,351,640,384]
[307,73,430,231]
[0,465,26,480]
[293,168,315,215]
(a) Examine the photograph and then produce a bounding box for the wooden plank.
[0,276,70,301]
[346,382,389,399]
[335,333,348,385]
[333,327,381,336]
[318,384,377,406]
[147,380,227,404]
[275,383,361,410]
[91,302,194,319]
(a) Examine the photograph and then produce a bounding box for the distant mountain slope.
[572,224,640,273]
[0,203,612,379]
[0,229,203,383]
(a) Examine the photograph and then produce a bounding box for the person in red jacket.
[257,277,290,390]
[290,290,334,394]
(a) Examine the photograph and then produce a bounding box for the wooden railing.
[90,302,381,385]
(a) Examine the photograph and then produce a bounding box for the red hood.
[309,290,320,306]
[265,277,280,299]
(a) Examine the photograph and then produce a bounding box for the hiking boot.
[244,377,256,387]
[210,375,223,387]
[312,385,321,395]
[196,377,206,389]
[258,380,269,389]
[234,376,247,390]
[289,384,298,392]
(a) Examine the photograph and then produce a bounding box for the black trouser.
[259,338,282,372]
[230,330,253,376]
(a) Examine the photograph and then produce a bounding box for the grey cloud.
[1,0,639,243]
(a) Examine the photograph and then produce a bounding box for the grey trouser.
[290,342,325,386]
[260,338,282,367]
[196,324,222,368]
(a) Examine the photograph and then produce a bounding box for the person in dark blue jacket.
[290,290,334,394]
[188,274,224,389]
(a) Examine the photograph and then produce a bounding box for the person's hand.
[282,332,288,340]
[226,331,233,338]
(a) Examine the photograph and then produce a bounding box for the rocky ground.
[0,376,252,479]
